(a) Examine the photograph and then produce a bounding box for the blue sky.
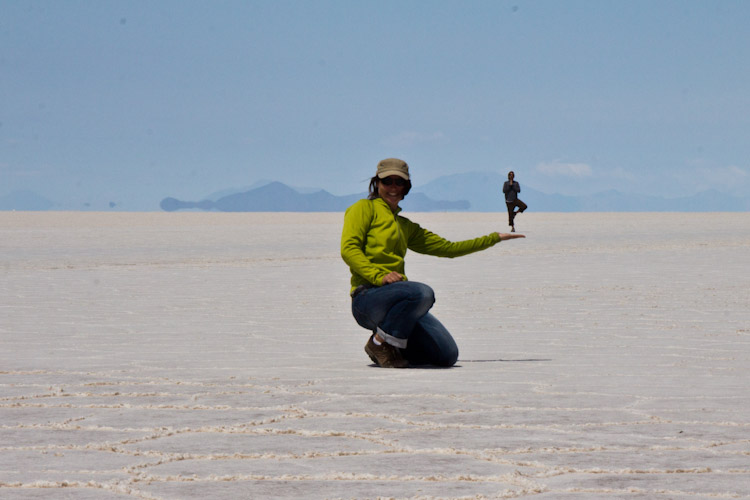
[2,0,749,209]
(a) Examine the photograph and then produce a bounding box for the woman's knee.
[409,313,458,367]
[409,282,435,307]
[437,343,458,367]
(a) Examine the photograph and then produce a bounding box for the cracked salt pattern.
[1,212,749,499]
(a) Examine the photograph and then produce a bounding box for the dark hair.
[367,176,412,200]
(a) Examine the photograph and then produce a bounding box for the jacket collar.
[374,197,401,215]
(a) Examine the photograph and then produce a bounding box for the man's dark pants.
[506,199,527,226]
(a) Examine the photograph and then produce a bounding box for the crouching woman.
[341,158,525,368]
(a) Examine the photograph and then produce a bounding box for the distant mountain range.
[159,181,469,212]
[160,172,750,212]
[3,172,749,211]
[0,190,118,211]
[416,172,750,212]
[0,190,56,211]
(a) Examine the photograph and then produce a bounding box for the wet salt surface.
[1,211,749,499]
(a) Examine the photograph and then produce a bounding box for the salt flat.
[1,211,749,500]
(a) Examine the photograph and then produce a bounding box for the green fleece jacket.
[341,198,501,293]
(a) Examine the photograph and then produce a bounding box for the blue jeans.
[351,281,459,367]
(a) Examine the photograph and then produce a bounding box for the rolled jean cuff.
[377,327,407,349]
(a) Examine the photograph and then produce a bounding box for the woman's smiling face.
[377,176,406,210]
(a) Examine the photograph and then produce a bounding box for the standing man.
[503,170,527,232]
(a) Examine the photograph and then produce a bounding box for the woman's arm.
[406,219,525,258]
[341,200,390,285]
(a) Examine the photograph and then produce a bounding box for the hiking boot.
[364,335,409,368]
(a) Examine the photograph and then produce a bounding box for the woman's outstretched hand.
[497,232,526,241]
